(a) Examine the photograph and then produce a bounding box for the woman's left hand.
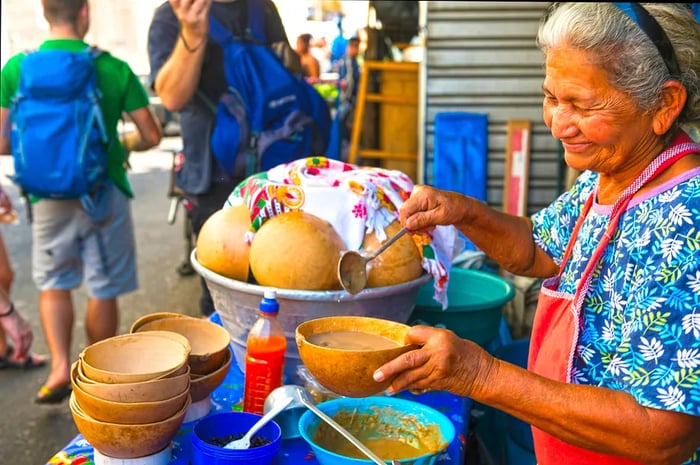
[373,325,496,397]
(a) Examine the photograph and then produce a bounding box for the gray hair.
[537,3,700,133]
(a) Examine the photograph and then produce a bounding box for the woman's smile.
[560,140,592,154]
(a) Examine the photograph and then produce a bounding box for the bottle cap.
[263,289,276,300]
[260,288,279,314]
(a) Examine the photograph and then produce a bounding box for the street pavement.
[0,137,202,464]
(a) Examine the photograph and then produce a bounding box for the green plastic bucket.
[408,268,515,347]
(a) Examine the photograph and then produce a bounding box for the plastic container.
[298,396,455,465]
[409,268,515,347]
[243,289,286,414]
[191,411,282,465]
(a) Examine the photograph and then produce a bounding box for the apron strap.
[572,137,699,310]
[549,132,699,384]
[557,192,594,271]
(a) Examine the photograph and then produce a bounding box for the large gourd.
[249,211,345,290]
[195,204,252,282]
[363,221,423,288]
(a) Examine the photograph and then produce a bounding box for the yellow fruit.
[195,204,252,282]
[249,211,345,290]
[363,221,423,288]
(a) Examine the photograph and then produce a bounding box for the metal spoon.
[271,385,393,465]
[338,227,409,294]
[224,395,293,449]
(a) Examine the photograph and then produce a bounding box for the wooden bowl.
[72,375,190,425]
[189,346,232,402]
[80,332,191,384]
[295,316,418,397]
[69,391,191,459]
[129,312,194,334]
[71,361,191,403]
[135,318,231,375]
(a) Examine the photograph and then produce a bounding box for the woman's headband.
[614,2,680,78]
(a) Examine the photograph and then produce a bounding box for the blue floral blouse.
[532,167,700,463]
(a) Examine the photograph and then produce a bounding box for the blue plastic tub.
[298,396,455,465]
[409,268,515,347]
[191,411,282,465]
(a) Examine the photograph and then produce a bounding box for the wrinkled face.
[542,46,656,176]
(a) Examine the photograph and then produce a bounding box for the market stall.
[49,157,480,465]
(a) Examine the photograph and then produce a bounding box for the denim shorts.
[31,184,138,299]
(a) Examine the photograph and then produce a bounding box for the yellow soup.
[312,407,444,462]
[330,437,427,460]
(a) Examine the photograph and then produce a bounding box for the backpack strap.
[208,15,235,47]
[208,0,266,46]
[82,46,109,146]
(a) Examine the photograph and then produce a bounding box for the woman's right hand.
[373,325,496,398]
[400,185,467,233]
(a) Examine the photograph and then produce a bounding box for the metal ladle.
[269,385,398,465]
[338,227,409,295]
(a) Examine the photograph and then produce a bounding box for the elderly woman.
[374,3,700,465]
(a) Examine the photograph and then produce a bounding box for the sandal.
[0,345,46,370]
[35,384,72,404]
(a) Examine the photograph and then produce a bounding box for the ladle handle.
[300,398,387,465]
[250,396,292,438]
[367,227,409,261]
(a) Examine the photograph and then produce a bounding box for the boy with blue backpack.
[0,0,162,403]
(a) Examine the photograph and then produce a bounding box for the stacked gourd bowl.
[69,331,193,459]
[69,313,232,460]
[130,312,233,418]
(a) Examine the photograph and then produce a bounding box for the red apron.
[527,133,699,465]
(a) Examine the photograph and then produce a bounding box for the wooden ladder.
[348,60,420,179]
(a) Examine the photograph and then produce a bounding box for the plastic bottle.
[243,289,287,414]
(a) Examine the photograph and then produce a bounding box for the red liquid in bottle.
[243,334,286,414]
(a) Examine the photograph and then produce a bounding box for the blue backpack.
[8,47,109,202]
[206,0,332,177]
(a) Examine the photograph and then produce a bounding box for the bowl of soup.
[295,316,418,397]
[298,396,454,465]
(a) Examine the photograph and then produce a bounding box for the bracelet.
[0,303,15,317]
[179,30,204,53]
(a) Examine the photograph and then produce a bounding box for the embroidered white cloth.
[226,157,458,307]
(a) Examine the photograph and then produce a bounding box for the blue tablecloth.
[48,314,472,464]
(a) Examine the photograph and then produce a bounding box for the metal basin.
[190,250,430,383]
